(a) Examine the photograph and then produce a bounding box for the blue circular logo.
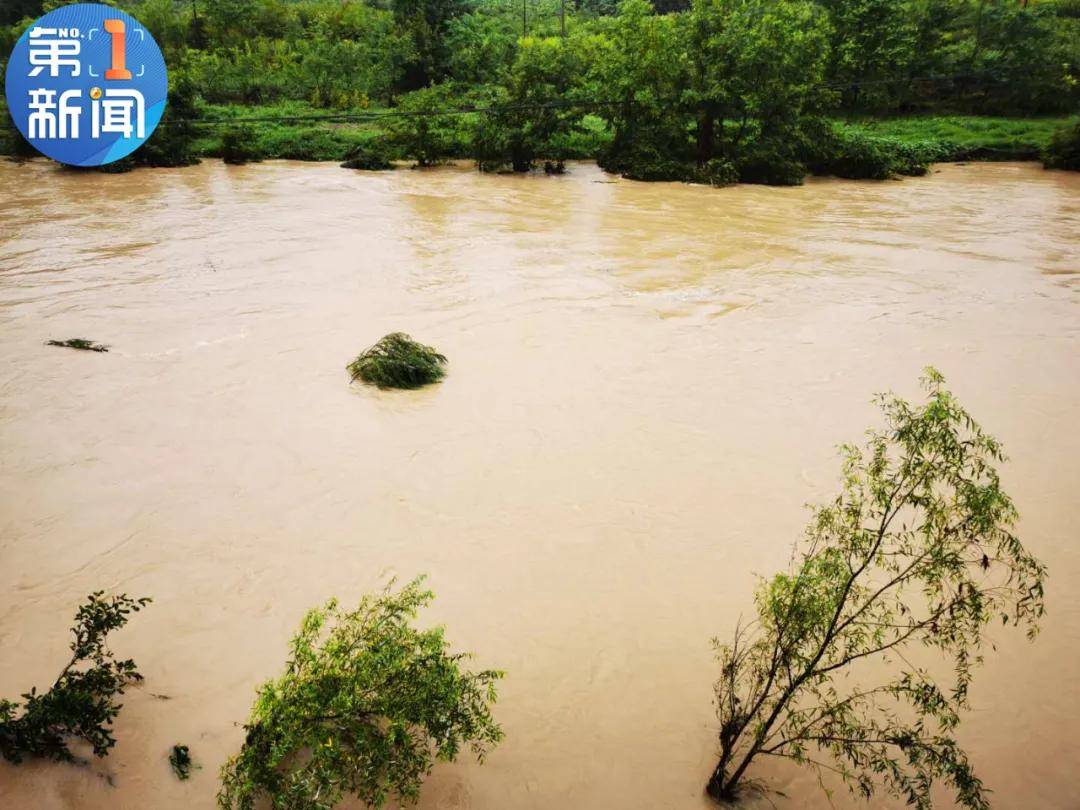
[4,3,167,166]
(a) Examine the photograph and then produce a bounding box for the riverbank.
[187,107,1073,166]
[2,102,1073,169]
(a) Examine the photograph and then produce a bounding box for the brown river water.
[0,159,1078,810]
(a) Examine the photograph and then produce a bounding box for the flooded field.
[0,159,1077,809]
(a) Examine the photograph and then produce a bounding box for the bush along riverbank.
[4,94,1074,182]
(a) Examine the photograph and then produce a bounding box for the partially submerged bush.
[218,578,503,810]
[340,139,395,170]
[221,126,264,165]
[733,135,810,187]
[385,85,461,168]
[695,158,739,187]
[348,332,447,389]
[46,338,109,352]
[0,593,151,764]
[737,152,807,186]
[1043,121,1080,171]
[599,129,696,183]
[809,128,960,180]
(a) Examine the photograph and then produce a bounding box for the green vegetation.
[221,126,265,165]
[1044,121,1080,171]
[217,578,503,810]
[0,593,151,764]
[348,332,448,389]
[2,0,1076,179]
[46,338,110,352]
[843,115,1075,161]
[341,139,396,170]
[169,744,194,780]
[705,370,1046,806]
[807,125,959,179]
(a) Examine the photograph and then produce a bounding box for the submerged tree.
[706,369,1046,807]
[218,577,503,810]
[0,592,151,764]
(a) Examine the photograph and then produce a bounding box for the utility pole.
[560,0,566,36]
[522,0,527,37]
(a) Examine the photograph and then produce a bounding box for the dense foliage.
[706,370,1046,806]
[348,332,448,389]
[218,578,503,810]
[2,0,1077,179]
[1043,120,1080,171]
[0,593,151,764]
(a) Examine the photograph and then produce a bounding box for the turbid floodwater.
[0,159,1077,810]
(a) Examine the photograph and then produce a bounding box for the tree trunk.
[705,761,737,803]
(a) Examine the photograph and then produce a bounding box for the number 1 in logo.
[103,19,130,80]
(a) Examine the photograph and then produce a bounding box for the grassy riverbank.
[188,107,1071,165]
[189,101,611,163]
[3,98,1072,172]
[841,115,1074,161]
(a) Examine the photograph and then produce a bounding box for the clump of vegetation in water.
[217,577,503,810]
[705,369,1046,806]
[348,332,447,389]
[1043,121,1080,171]
[169,744,194,780]
[0,592,152,764]
[221,125,264,165]
[46,338,109,353]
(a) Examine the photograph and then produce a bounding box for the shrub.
[385,85,460,167]
[705,370,1046,806]
[807,128,959,180]
[221,126,264,165]
[1043,121,1080,171]
[348,332,447,389]
[737,151,807,186]
[0,593,151,764]
[255,125,357,162]
[600,143,693,183]
[340,139,394,170]
[217,578,503,810]
[693,158,739,187]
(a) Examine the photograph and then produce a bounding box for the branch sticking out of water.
[46,339,109,353]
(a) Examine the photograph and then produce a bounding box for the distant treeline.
[1,0,1078,180]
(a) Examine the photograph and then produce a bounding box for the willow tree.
[706,370,1046,807]
[218,578,503,810]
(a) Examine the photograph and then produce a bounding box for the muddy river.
[0,159,1077,809]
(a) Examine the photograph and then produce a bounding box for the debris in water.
[46,338,109,353]
[347,332,447,389]
[169,744,194,780]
